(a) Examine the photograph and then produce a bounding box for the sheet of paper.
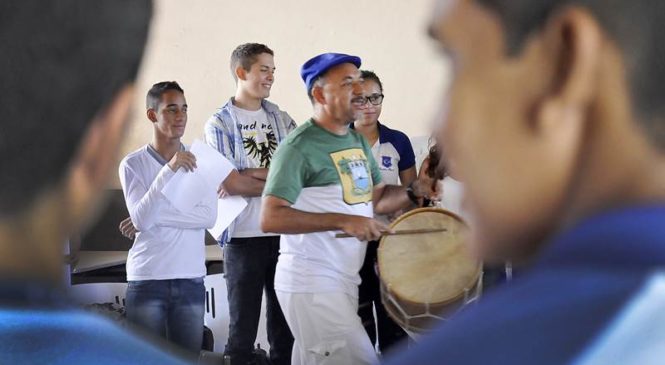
[189,140,236,188]
[161,139,236,213]
[208,196,248,240]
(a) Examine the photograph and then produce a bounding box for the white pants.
[276,291,378,365]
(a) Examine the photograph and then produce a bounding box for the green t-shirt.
[264,119,383,296]
[264,118,382,205]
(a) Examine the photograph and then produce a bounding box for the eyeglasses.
[351,93,384,106]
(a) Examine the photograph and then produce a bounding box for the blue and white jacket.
[204,98,296,243]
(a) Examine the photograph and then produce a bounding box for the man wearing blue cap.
[261,53,436,364]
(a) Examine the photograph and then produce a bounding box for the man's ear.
[312,85,326,105]
[535,6,601,135]
[64,85,135,232]
[235,66,247,82]
[147,108,157,123]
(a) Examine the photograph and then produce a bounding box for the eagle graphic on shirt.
[242,129,278,168]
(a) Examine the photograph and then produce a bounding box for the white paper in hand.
[161,140,236,212]
[208,196,248,240]
[189,140,236,188]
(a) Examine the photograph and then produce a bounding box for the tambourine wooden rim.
[378,207,482,307]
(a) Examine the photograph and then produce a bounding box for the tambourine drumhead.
[378,207,481,332]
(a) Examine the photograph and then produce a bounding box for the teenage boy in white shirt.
[119,81,217,354]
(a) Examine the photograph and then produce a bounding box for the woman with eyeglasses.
[352,70,416,354]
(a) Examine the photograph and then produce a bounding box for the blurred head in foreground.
[429,0,665,263]
[0,0,152,281]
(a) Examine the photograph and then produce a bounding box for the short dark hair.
[230,43,274,82]
[146,81,184,110]
[0,0,152,216]
[360,70,384,92]
[477,0,665,149]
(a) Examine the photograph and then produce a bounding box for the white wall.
[114,0,450,187]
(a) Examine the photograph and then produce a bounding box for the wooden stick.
[335,228,447,238]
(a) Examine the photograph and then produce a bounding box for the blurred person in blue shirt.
[0,1,195,364]
[388,1,665,364]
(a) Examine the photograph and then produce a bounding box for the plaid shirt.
[204,98,297,243]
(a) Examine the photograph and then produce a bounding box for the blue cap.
[300,53,362,93]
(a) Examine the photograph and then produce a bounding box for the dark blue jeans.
[125,278,205,354]
[224,236,293,365]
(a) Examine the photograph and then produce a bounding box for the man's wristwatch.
[406,182,421,205]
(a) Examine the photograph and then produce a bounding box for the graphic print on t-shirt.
[381,155,394,170]
[330,148,373,205]
[238,120,278,168]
